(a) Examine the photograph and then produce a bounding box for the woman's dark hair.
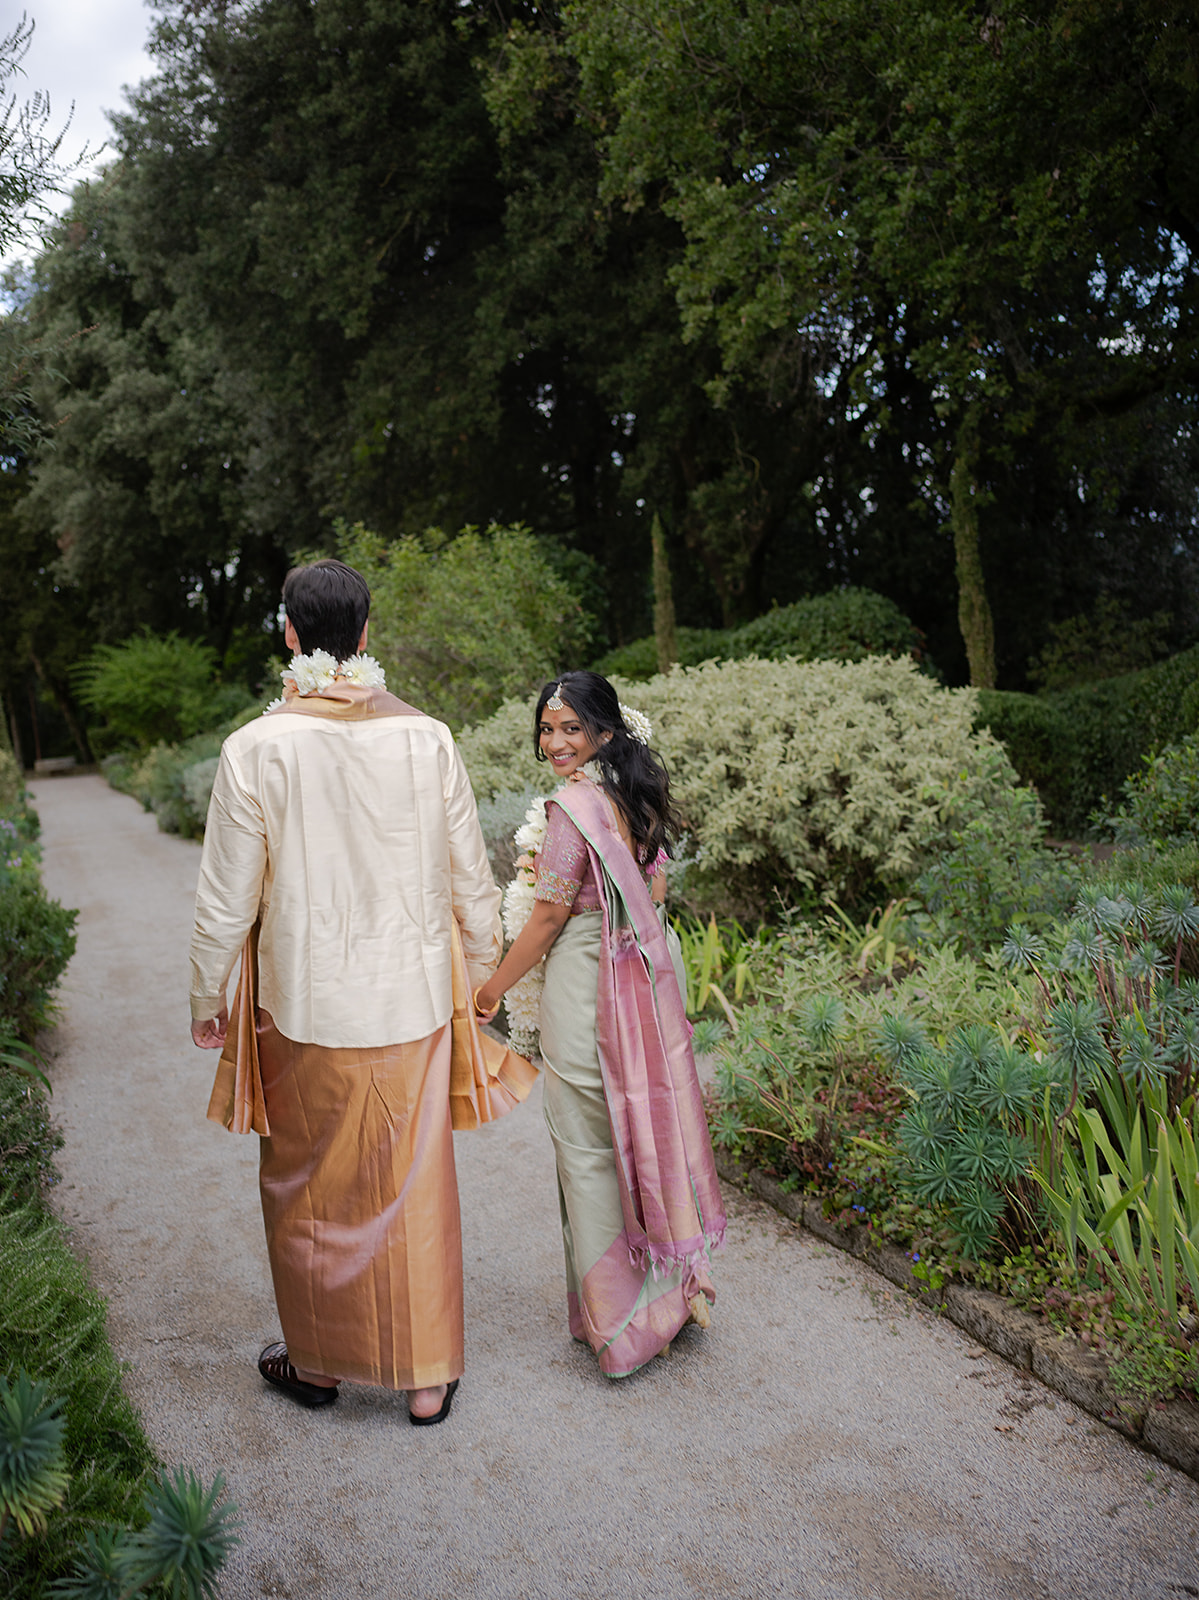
[282,559,371,660]
[533,670,682,864]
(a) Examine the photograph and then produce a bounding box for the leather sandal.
[258,1341,339,1408]
[409,1378,459,1426]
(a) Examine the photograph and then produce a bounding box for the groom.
[188,557,502,1423]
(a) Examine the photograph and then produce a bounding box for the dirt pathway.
[32,773,1199,1600]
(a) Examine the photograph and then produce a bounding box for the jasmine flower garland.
[502,796,548,1057]
[264,650,387,712]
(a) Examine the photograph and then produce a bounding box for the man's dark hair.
[282,559,371,660]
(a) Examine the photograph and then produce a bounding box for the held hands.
[472,985,500,1023]
[191,1007,229,1050]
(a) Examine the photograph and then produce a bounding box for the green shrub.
[977,644,1199,836]
[593,587,926,683]
[462,656,1022,918]
[974,690,1076,827]
[593,626,728,680]
[74,629,257,755]
[0,1075,63,1208]
[0,751,21,813]
[103,704,264,837]
[0,1202,158,1594]
[0,878,78,1042]
[728,588,925,666]
[1026,596,1172,692]
[914,764,1082,952]
[474,784,545,887]
[335,520,595,730]
[1108,736,1199,849]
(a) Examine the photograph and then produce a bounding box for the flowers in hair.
[502,796,548,1057]
[619,702,652,745]
[264,650,387,712]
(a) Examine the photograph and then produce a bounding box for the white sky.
[5,0,158,261]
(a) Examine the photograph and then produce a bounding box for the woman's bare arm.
[473,899,571,1017]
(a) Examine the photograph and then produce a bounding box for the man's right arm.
[189,743,267,1034]
[442,739,502,989]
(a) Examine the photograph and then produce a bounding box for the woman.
[474,671,725,1376]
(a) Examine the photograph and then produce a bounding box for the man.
[189,558,502,1423]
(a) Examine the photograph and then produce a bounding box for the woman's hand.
[473,984,500,1021]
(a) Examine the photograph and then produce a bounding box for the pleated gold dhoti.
[256,1011,463,1390]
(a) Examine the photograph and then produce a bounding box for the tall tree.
[556,0,1199,681]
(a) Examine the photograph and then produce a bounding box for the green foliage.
[1034,1086,1199,1327]
[0,877,78,1042]
[914,764,1082,952]
[0,1073,63,1206]
[74,631,256,755]
[106,733,226,841]
[0,1202,157,1595]
[729,590,927,670]
[706,907,1034,1206]
[473,784,545,889]
[336,521,594,730]
[592,627,729,682]
[562,0,1199,677]
[978,643,1199,835]
[1109,736,1199,849]
[51,1469,239,1600]
[0,752,22,814]
[672,916,760,1021]
[888,1022,1049,1259]
[461,656,1022,918]
[1028,597,1173,692]
[0,1373,68,1544]
[594,589,926,682]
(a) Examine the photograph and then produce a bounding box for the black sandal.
[409,1378,459,1427]
[258,1341,339,1408]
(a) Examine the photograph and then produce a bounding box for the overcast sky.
[6,0,158,259]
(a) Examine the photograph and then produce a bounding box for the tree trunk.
[951,417,997,689]
[651,514,678,675]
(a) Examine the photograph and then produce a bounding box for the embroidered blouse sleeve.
[534,805,588,908]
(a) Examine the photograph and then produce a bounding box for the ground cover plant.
[701,836,1199,1404]
[0,764,237,1596]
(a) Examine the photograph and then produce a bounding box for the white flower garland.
[502,796,549,1057]
[264,650,387,712]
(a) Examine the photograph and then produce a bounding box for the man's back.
[190,706,501,1049]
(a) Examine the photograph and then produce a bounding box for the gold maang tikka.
[546,682,565,710]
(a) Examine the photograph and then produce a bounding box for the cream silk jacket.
[189,710,502,1048]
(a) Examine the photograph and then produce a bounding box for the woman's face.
[539,703,603,778]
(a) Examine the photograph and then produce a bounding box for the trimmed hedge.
[594,587,926,681]
[978,643,1199,836]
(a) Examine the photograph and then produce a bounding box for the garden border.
[716,1152,1199,1483]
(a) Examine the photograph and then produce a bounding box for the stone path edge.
[715,1151,1199,1482]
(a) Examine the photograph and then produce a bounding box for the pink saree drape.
[538,782,725,1374]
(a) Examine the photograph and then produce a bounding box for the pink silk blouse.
[534,802,665,914]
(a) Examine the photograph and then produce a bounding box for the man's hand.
[191,1008,229,1050]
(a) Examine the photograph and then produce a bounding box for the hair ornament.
[546,683,566,711]
[619,703,652,746]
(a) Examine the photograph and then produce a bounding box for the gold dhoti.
[256,1012,463,1391]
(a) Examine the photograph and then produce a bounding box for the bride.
[473,671,725,1376]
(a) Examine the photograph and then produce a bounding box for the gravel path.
[31,773,1199,1600]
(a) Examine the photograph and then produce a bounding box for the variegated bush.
[458,656,1019,916]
